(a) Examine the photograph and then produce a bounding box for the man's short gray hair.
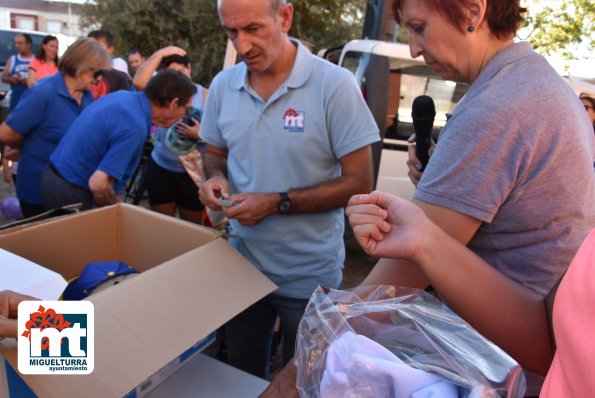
[270,0,287,12]
[217,0,287,14]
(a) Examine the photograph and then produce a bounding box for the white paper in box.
[0,248,67,300]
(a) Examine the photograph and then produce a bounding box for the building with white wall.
[0,0,83,38]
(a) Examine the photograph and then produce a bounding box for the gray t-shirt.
[415,41,595,296]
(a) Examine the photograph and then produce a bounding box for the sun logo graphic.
[18,301,94,374]
[283,108,305,133]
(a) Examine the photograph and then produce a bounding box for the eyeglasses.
[93,70,104,79]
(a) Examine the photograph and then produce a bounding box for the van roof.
[338,40,422,65]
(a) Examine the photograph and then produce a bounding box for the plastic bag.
[179,146,227,229]
[295,286,526,398]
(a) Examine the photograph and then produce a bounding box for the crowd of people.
[1,0,594,397]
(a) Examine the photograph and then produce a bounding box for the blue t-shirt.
[9,54,32,110]
[201,40,380,298]
[6,72,93,205]
[151,83,205,172]
[50,91,152,194]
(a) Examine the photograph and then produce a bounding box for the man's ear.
[169,97,180,110]
[279,3,294,33]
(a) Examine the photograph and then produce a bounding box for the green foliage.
[80,0,227,86]
[80,0,365,86]
[522,0,595,60]
[289,0,365,51]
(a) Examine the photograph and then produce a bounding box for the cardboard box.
[0,204,277,398]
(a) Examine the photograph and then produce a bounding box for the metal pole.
[222,39,237,70]
[67,2,72,36]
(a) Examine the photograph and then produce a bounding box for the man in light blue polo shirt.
[199,0,380,378]
[41,70,196,210]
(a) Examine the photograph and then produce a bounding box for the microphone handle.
[415,121,432,172]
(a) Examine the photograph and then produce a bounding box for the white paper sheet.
[0,248,67,300]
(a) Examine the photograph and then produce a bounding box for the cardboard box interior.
[0,204,277,398]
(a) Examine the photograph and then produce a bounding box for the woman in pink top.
[539,229,595,396]
[346,192,595,398]
[26,35,59,87]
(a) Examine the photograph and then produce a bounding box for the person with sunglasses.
[0,38,111,217]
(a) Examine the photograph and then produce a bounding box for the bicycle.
[124,138,153,205]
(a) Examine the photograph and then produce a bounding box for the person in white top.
[87,30,130,77]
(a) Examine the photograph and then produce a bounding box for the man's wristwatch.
[278,192,293,215]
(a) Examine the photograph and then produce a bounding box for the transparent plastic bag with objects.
[294,286,526,398]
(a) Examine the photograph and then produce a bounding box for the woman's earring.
[467,25,475,33]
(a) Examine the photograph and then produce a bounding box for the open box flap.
[1,238,277,397]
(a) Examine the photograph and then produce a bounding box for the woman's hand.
[176,117,200,140]
[346,191,429,261]
[406,133,435,185]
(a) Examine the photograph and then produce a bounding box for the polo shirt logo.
[283,108,305,133]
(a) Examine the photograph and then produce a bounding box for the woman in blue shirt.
[0,38,111,218]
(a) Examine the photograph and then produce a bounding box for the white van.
[337,39,468,199]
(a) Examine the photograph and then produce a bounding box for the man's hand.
[88,170,116,207]
[259,361,299,398]
[222,192,279,226]
[0,290,37,338]
[199,175,230,210]
[8,74,21,85]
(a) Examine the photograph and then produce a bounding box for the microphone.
[412,95,436,172]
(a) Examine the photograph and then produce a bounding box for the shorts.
[146,157,204,211]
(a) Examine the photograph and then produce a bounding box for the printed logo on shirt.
[14,63,29,79]
[283,108,305,133]
[18,301,94,374]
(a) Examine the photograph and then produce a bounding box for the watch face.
[279,200,292,213]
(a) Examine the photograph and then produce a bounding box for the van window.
[341,49,468,142]
[0,30,45,67]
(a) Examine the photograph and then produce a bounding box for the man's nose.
[234,32,252,56]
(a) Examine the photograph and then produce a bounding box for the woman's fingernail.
[415,163,422,171]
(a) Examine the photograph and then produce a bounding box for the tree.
[290,1,365,49]
[80,0,365,86]
[521,0,594,61]
[80,0,226,86]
